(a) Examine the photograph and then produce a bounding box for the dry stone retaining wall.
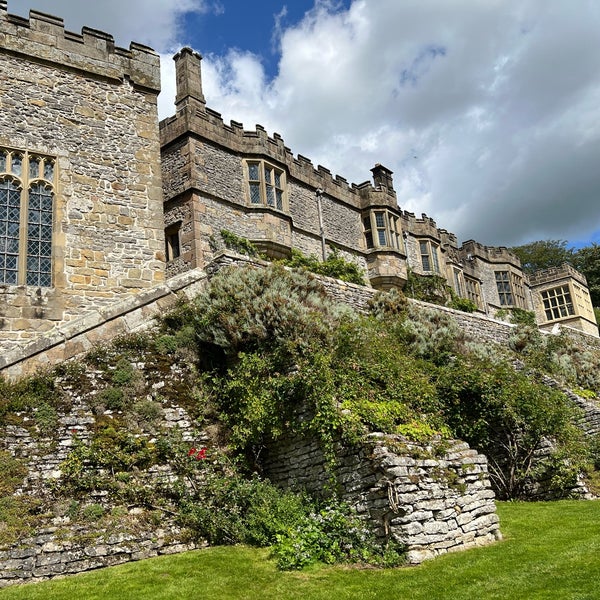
[262,428,501,564]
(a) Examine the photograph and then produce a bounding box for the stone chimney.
[371,164,394,193]
[174,47,205,112]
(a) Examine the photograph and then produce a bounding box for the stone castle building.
[0,3,597,358]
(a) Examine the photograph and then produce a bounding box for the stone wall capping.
[1,5,161,91]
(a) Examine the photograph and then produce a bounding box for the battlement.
[459,240,521,267]
[0,2,160,92]
[529,263,588,287]
[160,47,399,208]
[160,104,400,207]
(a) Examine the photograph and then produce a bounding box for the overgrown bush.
[272,502,406,570]
[436,356,586,499]
[278,247,365,285]
[186,264,355,367]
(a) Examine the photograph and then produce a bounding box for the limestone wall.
[0,526,197,588]
[0,6,164,347]
[262,429,501,564]
[0,269,207,380]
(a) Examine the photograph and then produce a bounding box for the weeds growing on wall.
[2,263,600,568]
[277,247,366,285]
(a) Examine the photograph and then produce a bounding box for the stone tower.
[0,3,164,351]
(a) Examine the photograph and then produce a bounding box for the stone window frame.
[362,209,403,251]
[165,221,181,262]
[243,159,287,211]
[0,146,56,287]
[494,271,513,306]
[464,275,482,309]
[419,239,440,273]
[453,268,465,297]
[494,270,526,308]
[541,284,575,321]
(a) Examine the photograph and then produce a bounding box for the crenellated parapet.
[401,211,457,243]
[459,239,522,268]
[160,49,395,209]
[0,4,160,92]
[529,263,588,287]
[160,104,396,209]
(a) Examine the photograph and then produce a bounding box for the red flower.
[188,447,197,456]
[196,448,207,460]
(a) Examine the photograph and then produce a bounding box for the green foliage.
[80,503,106,522]
[59,428,157,498]
[435,356,586,499]
[395,305,465,365]
[189,263,352,361]
[0,495,42,548]
[0,370,64,427]
[111,358,136,386]
[179,459,308,548]
[96,387,125,411]
[0,451,27,496]
[510,239,573,274]
[510,308,537,326]
[220,229,259,257]
[572,242,600,307]
[368,288,408,318]
[272,501,405,570]
[447,294,478,313]
[404,269,450,304]
[279,247,365,285]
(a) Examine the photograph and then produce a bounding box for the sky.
[7,0,600,249]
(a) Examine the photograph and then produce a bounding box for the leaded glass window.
[363,210,403,251]
[541,285,574,321]
[495,271,513,306]
[245,160,286,210]
[0,178,21,284]
[419,240,440,273]
[0,147,55,287]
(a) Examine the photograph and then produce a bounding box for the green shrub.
[404,270,450,304]
[190,263,353,361]
[176,451,308,547]
[447,295,478,313]
[395,305,465,365]
[368,288,408,318]
[81,503,105,522]
[436,356,586,499]
[96,387,125,411]
[279,247,365,285]
[0,451,27,496]
[220,229,259,257]
[272,501,406,570]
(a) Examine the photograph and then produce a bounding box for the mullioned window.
[0,147,55,287]
[244,159,286,211]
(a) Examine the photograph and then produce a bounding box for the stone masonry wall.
[0,269,207,380]
[0,366,201,587]
[262,427,501,564]
[0,6,164,349]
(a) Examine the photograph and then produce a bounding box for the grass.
[0,500,598,600]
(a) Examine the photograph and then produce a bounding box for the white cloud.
[9,0,600,247]
[7,0,211,50]
[187,0,600,246]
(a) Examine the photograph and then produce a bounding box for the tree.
[573,243,600,307]
[510,239,574,274]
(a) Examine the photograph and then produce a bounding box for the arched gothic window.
[0,148,55,287]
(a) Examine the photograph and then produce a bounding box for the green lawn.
[1,500,598,600]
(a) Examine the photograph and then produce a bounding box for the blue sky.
[7,1,600,250]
